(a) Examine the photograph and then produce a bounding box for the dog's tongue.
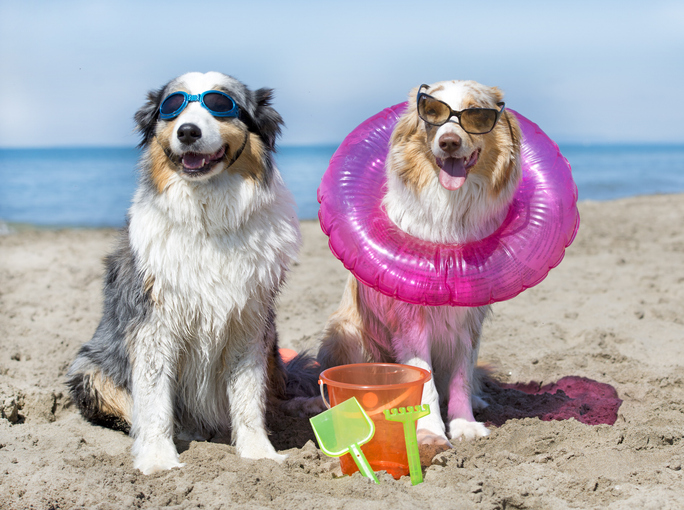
[182,152,206,170]
[438,157,467,190]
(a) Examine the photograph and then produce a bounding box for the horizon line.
[2,141,684,151]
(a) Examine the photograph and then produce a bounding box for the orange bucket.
[319,363,431,479]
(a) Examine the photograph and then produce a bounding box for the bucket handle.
[319,379,331,409]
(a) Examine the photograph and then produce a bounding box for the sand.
[1,193,683,509]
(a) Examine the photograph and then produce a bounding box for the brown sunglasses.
[416,84,505,134]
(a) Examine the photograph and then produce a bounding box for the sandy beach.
[1,193,683,509]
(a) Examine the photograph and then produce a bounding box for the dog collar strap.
[225,131,249,169]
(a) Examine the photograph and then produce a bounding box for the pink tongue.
[182,153,206,170]
[438,157,467,190]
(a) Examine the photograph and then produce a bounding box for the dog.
[66,72,313,474]
[318,80,521,450]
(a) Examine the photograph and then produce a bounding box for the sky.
[1,0,683,148]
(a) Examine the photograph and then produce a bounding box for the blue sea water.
[1,144,683,228]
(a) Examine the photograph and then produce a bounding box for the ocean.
[1,144,683,228]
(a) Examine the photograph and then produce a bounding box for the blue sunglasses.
[159,90,239,120]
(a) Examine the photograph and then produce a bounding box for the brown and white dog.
[67,72,316,474]
[318,80,521,449]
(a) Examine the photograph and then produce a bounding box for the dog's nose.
[177,123,202,145]
[439,133,462,154]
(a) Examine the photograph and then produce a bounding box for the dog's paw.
[239,444,288,463]
[416,428,452,466]
[448,418,490,441]
[236,429,287,463]
[417,428,452,448]
[133,438,184,475]
[280,396,327,417]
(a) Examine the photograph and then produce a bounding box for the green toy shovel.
[309,397,380,484]
[383,404,431,485]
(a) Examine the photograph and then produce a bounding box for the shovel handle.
[349,443,379,484]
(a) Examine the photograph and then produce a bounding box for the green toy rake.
[383,404,431,485]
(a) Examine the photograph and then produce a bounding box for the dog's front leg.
[130,322,184,475]
[394,340,452,449]
[227,336,286,463]
[446,334,489,441]
[404,356,452,447]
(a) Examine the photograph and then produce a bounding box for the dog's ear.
[251,88,284,151]
[390,86,422,148]
[386,87,430,192]
[490,110,522,196]
[488,86,505,105]
[134,86,165,149]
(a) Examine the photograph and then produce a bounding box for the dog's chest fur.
[132,172,296,323]
[127,170,298,428]
[384,170,511,245]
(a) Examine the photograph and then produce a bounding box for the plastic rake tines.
[383,404,431,485]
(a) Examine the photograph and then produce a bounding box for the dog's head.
[388,80,521,198]
[134,72,284,192]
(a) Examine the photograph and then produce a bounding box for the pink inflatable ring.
[317,103,579,307]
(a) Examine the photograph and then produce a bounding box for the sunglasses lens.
[160,93,186,117]
[203,92,236,114]
[460,109,498,134]
[418,95,450,125]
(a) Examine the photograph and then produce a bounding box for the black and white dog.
[67,72,312,474]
